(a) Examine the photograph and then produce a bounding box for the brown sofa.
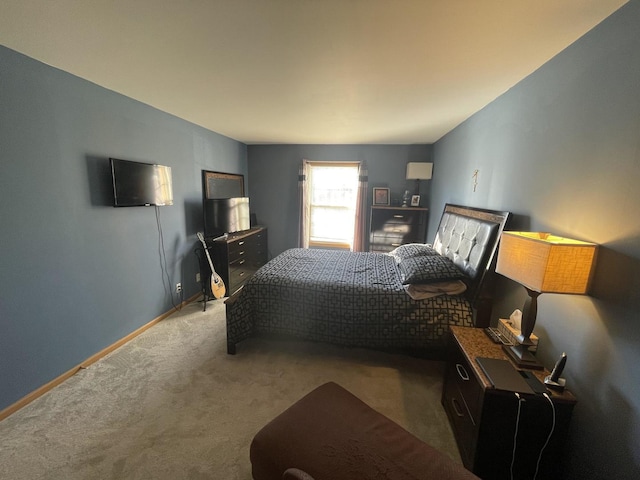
[250,382,480,480]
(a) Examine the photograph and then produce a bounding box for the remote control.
[484,327,514,346]
[484,328,501,343]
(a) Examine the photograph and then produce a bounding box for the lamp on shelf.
[406,162,433,195]
[495,232,597,368]
[404,162,433,207]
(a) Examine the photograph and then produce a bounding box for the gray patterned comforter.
[225,248,474,355]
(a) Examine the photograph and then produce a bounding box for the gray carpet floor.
[0,298,461,480]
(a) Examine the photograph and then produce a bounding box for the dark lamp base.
[502,344,543,370]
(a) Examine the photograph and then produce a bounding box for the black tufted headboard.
[432,204,510,327]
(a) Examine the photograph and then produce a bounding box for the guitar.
[196,232,226,299]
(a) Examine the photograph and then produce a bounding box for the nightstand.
[441,326,577,480]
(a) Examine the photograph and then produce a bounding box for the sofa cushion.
[250,382,479,480]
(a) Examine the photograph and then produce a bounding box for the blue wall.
[0,46,247,411]
[2,1,639,475]
[247,144,431,256]
[431,2,640,478]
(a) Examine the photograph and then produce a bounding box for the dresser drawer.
[250,240,268,263]
[229,264,254,290]
[228,240,250,263]
[383,224,410,233]
[370,231,404,244]
[450,344,482,423]
[388,213,414,223]
[442,373,476,467]
[251,230,267,245]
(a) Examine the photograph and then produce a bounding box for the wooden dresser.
[210,227,268,295]
[369,206,428,252]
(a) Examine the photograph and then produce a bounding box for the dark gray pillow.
[388,243,438,263]
[398,254,468,285]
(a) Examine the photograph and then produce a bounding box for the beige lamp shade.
[406,162,433,180]
[496,232,597,294]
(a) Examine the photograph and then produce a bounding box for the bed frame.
[224,204,510,353]
[430,204,511,327]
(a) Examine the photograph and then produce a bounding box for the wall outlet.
[175,283,182,294]
[196,272,201,283]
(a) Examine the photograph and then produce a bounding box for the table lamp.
[406,162,433,195]
[495,232,597,368]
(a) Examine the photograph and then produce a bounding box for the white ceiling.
[0,0,628,144]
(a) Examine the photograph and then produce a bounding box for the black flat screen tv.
[110,158,173,207]
[204,197,250,237]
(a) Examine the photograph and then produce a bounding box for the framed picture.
[373,188,390,206]
[411,195,420,207]
[202,170,244,199]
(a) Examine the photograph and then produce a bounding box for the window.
[306,162,360,249]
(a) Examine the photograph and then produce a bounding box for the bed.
[225,204,510,356]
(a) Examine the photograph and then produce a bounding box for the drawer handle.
[456,363,470,381]
[393,215,404,218]
[238,250,245,256]
[238,272,245,277]
[451,398,465,418]
[391,243,401,247]
[238,241,245,246]
[238,259,245,265]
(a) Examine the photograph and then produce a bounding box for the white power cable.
[510,392,525,480]
[533,393,557,480]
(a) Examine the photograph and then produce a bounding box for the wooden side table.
[442,326,577,480]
